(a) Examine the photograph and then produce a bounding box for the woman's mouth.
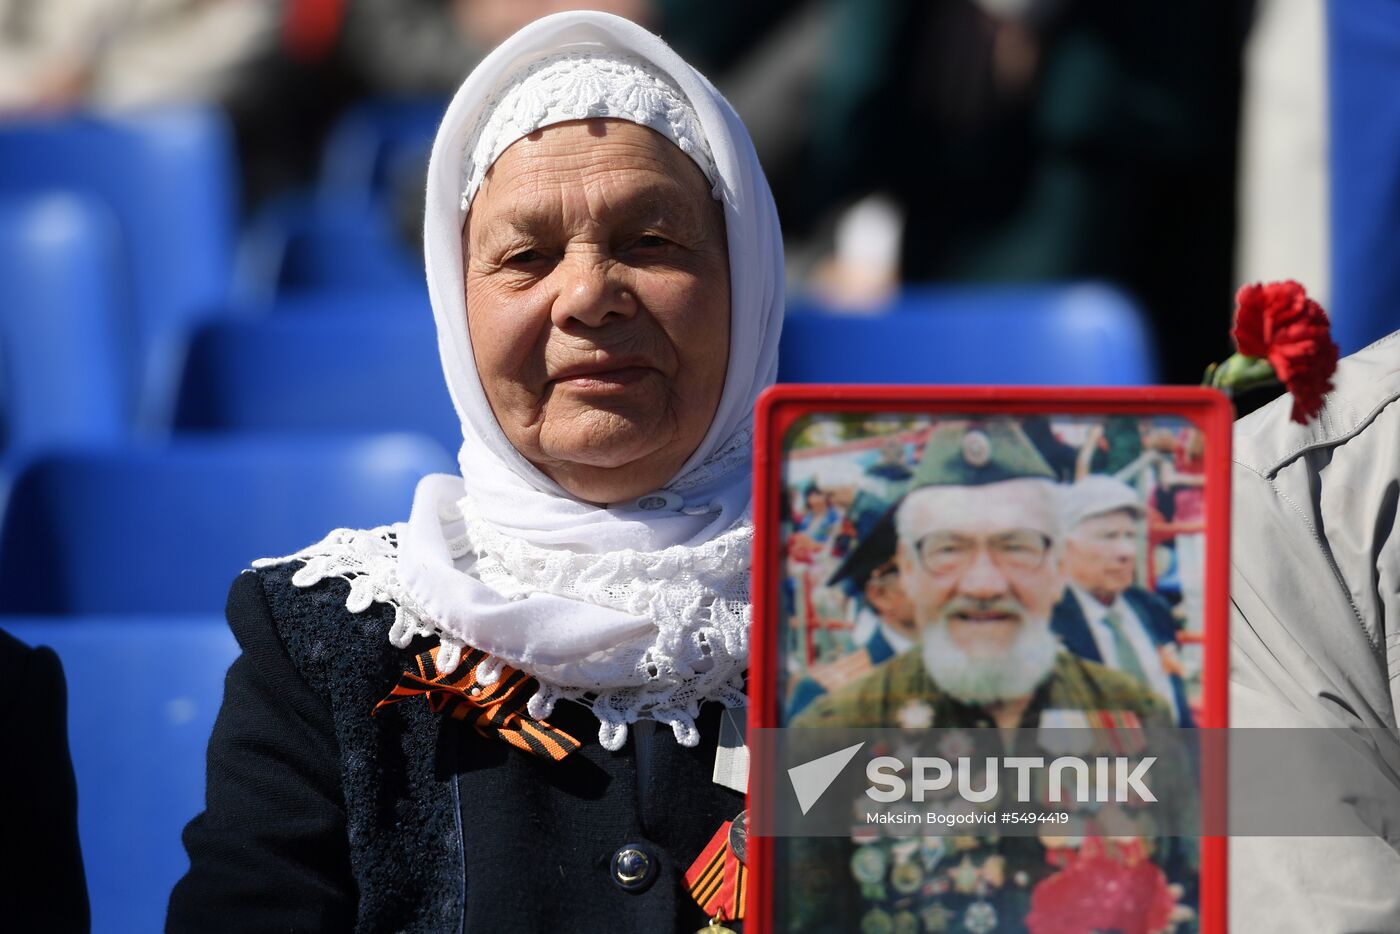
[552,365,654,390]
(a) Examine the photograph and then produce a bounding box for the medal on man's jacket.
[686,812,747,930]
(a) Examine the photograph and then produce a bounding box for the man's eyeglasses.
[911,531,1053,576]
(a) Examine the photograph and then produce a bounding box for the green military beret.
[910,420,1055,489]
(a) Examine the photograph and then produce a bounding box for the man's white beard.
[920,616,1060,705]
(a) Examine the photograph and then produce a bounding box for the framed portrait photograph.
[747,386,1232,934]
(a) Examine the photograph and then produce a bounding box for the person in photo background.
[784,494,916,719]
[1052,475,1194,725]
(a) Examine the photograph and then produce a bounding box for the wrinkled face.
[464,119,730,504]
[1063,509,1139,598]
[896,480,1065,658]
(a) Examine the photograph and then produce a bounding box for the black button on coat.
[168,565,745,933]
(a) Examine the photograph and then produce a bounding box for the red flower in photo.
[1231,280,1339,424]
[1026,854,1174,934]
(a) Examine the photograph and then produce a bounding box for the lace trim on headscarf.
[252,516,749,752]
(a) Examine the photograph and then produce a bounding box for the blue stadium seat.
[0,435,453,614]
[0,107,238,425]
[1328,0,1400,352]
[0,193,132,459]
[318,97,445,208]
[238,193,422,299]
[263,286,430,317]
[173,313,459,454]
[232,98,445,301]
[781,283,1158,385]
[1,617,238,934]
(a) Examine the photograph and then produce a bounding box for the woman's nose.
[550,253,637,329]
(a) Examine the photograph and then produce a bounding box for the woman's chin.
[549,465,679,506]
[535,428,686,502]
[538,404,681,464]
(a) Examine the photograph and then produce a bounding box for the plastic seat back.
[318,97,445,208]
[173,312,459,454]
[0,193,132,458]
[238,194,422,299]
[780,283,1158,385]
[0,108,238,422]
[0,435,453,614]
[2,617,239,934]
[263,287,430,317]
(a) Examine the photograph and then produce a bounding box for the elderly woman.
[167,11,782,933]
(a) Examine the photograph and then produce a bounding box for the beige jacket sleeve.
[1229,330,1400,932]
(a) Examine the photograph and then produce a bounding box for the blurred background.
[0,0,1395,930]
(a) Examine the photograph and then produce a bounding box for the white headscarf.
[323,12,784,751]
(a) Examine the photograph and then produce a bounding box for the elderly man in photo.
[796,421,1170,733]
[1052,475,1194,725]
[789,421,1173,934]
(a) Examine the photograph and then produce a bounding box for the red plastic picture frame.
[746,384,1233,934]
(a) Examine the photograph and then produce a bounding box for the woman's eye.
[633,234,669,249]
[507,249,544,264]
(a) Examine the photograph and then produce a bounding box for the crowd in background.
[0,0,1258,384]
[781,414,1207,724]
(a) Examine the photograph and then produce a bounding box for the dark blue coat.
[168,565,745,933]
[1050,587,1194,726]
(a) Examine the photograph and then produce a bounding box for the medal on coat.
[891,910,919,934]
[1037,708,1092,755]
[727,810,748,864]
[860,907,894,934]
[920,835,947,871]
[889,858,923,895]
[686,814,747,926]
[949,855,980,895]
[1087,708,1147,755]
[921,903,951,932]
[963,899,998,934]
[693,710,748,933]
[895,698,934,730]
[851,843,888,885]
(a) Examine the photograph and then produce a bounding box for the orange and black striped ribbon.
[373,644,581,761]
[685,820,746,922]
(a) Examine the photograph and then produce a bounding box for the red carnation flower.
[1230,280,1339,424]
[1026,854,1175,934]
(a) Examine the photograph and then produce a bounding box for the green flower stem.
[1203,353,1280,397]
